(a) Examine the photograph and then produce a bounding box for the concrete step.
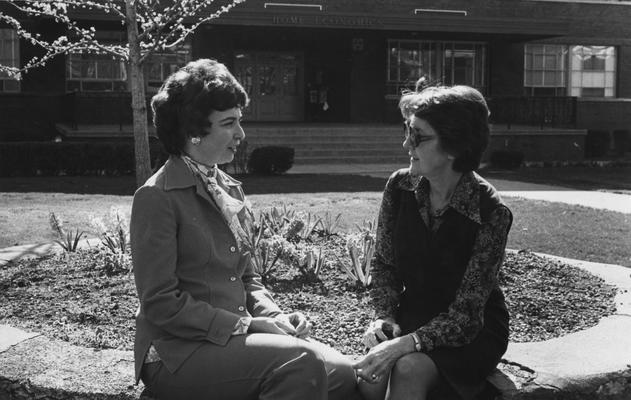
[245,135,403,144]
[258,143,404,151]
[295,148,406,157]
[296,155,409,164]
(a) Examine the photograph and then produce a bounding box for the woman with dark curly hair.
[354,84,512,400]
[130,59,359,400]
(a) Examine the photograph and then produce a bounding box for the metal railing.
[486,96,577,129]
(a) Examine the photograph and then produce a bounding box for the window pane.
[544,54,557,69]
[543,72,555,86]
[83,81,113,91]
[235,64,253,95]
[532,71,543,86]
[82,61,97,79]
[605,72,614,87]
[400,43,420,83]
[258,65,276,96]
[281,66,297,96]
[388,46,398,81]
[387,40,485,91]
[582,87,604,97]
[98,61,114,79]
[0,28,19,92]
[3,79,19,92]
[524,44,567,90]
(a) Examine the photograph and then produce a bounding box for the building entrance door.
[234,52,304,121]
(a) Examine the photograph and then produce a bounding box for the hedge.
[247,146,295,175]
[0,141,168,177]
[489,150,525,170]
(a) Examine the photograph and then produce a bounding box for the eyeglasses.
[403,122,436,147]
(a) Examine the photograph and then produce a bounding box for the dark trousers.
[141,334,361,400]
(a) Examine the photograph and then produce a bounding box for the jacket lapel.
[163,156,222,214]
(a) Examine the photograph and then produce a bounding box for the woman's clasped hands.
[249,312,312,338]
[353,319,410,384]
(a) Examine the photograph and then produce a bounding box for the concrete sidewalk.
[290,163,631,214]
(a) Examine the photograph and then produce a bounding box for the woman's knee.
[392,353,439,386]
[292,345,328,381]
[327,358,360,399]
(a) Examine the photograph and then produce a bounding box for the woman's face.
[403,115,453,177]
[196,107,245,165]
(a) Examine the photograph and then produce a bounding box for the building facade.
[1,0,631,158]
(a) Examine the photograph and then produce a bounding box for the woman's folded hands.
[248,312,312,338]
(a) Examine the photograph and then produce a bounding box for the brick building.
[1,0,630,163]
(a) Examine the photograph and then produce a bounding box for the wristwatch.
[410,332,422,352]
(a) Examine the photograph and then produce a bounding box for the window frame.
[145,43,192,94]
[386,39,487,98]
[66,52,128,92]
[0,29,21,93]
[524,43,617,98]
[569,45,616,98]
[523,44,567,93]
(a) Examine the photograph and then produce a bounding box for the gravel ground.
[0,240,617,357]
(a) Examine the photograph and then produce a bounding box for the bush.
[612,130,630,155]
[247,146,294,175]
[489,150,525,170]
[0,141,167,177]
[585,130,610,158]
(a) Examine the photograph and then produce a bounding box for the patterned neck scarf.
[181,155,250,248]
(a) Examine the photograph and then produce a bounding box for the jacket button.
[230,276,237,282]
[238,306,245,312]
[229,246,236,252]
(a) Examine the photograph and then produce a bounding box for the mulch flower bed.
[0,240,617,357]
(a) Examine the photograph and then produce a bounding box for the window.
[146,43,191,93]
[66,52,128,92]
[0,29,20,92]
[524,44,567,96]
[524,44,616,98]
[387,40,486,97]
[570,46,616,97]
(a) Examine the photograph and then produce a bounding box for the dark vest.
[392,173,510,336]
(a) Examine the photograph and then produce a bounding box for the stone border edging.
[1,250,630,399]
[492,251,631,400]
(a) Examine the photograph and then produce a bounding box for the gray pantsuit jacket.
[130,156,281,383]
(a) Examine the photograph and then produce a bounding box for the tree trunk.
[125,0,152,188]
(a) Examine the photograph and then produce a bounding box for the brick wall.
[485,130,586,162]
[577,100,631,132]
[618,45,631,99]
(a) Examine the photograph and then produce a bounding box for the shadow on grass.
[0,174,387,196]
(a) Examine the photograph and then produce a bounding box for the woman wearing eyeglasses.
[353,84,512,400]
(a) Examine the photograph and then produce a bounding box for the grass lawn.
[1,187,630,267]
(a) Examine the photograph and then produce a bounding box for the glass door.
[234,52,303,121]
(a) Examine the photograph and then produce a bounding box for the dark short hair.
[150,59,249,155]
[399,85,490,172]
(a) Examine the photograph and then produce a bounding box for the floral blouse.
[369,170,512,352]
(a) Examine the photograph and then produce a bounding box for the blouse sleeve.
[367,173,403,320]
[414,205,512,352]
